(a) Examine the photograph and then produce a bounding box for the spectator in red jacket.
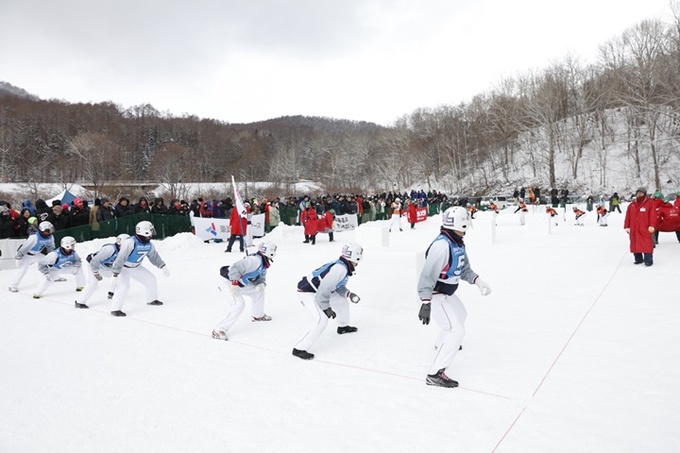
[302,201,318,244]
[225,205,249,253]
[650,191,665,244]
[624,188,657,266]
[408,199,417,229]
[316,209,335,242]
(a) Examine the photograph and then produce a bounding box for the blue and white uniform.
[9,232,55,290]
[75,242,120,306]
[215,252,270,332]
[417,228,478,376]
[294,257,355,352]
[33,248,85,297]
[110,236,166,312]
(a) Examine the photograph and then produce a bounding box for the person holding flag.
[225,176,250,253]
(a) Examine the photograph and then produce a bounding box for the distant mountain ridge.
[0,81,39,101]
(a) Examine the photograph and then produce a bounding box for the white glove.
[72,267,80,276]
[475,278,491,296]
[229,281,241,295]
[93,272,103,281]
[162,266,171,277]
[255,283,266,292]
[16,259,22,268]
[44,273,54,282]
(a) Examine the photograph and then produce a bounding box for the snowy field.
[1,205,679,453]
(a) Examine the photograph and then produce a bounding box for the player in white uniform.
[74,234,130,309]
[9,221,56,292]
[212,240,277,341]
[33,236,85,299]
[417,207,491,388]
[110,221,169,317]
[388,198,403,232]
[292,243,363,360]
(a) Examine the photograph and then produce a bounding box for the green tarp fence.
[47,203,452,245]
[51,213,192,245]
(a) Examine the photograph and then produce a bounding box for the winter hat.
[74,197,83,206]
[28,216,37,225]
[101,197,110,203]
[654,191,663,198]
[635,187,647,195]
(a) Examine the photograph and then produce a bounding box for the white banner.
[191,213,265,241]
[0,238,24,270]
[191,216,231,241]
[333,213,359,231]
[250,213,265,237]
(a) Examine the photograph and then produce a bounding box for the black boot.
[292,348,314,360]
[337,325,358,334]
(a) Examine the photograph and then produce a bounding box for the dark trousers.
[633,252,653,266]
[226,235,244,252]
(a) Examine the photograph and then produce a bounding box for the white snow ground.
[1,205,679,453]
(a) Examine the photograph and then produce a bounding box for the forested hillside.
[2,15,680,197]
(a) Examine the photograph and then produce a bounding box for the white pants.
[519,211,526,225]
[429,293,467,375]
[215,282,266,332]
[110,266,159,311]
[598,213,609,226]
[9,254,43,289]
[294,292,350,352]
[388,213,402,231]
[34,267,86,297]
[75,262,117,305]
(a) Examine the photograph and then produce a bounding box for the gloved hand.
[648,226,655,233]
[255,283,266,292]
[93,272,103,281]
[347,292,361,303]
[44,273,54,282]
[625,228,630,234]
[162,266,171,277]
[418,302,431,325]
[323,307,336,319]
[72,267,80,275]
[475,277,491,296]
[229,280,241,295]
[16,259,22,267]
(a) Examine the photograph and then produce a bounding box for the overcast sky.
[0,0,673,125]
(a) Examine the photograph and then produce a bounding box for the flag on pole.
[231,175,247,218]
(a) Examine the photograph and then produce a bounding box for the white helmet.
[116,233,130,246]
[442,207,471,232]
[395,198,401,203]
[258,240,277,261]
[135,221,156,239]
[341,242,363,265]
[39,221,54,233]
[60,236,76,251]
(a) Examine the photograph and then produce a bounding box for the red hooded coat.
[624,196,657,253]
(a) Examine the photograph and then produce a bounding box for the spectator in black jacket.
[47,204,70,230]
[0,205,16,238]
[34,198,51,223]
[115,197,132,217]
[135,196,151,214]
[151,197,168,215]
[96,198,115,222]
[69,198,90,227]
